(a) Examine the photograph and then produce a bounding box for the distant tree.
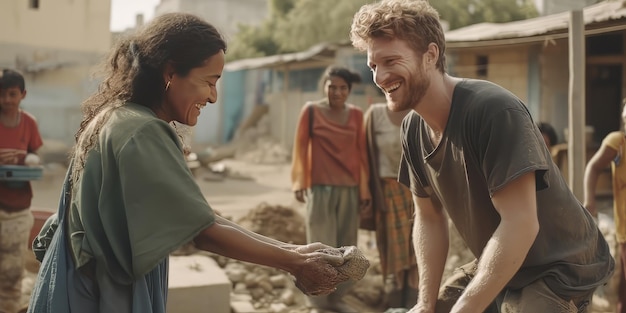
[226,22,281,62]
[227,0,371,61]
[270,0,296,16]
[273,0,373,52]
[431,0,539,30]
[226,0,296,62]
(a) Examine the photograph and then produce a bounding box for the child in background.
[0,68,43,313]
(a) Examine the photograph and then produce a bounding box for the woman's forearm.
[213,214,296,249]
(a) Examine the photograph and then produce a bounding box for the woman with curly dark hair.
[28,13,352,313]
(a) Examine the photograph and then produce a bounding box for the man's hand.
[407,303,434,313]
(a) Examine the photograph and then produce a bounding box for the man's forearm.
[414,211,449,310]
[451,219,538,313]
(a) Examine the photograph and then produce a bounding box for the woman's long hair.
[71,13,227,184]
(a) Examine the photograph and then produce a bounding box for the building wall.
[450,46,530,103]
[450,42,575,142]
[540,38,571,143]
[20,65,99,143]
[0,0,111,143]
[0,0,111,53]
[155,0,268,41]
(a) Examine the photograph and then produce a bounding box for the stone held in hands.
[319,246,370,281]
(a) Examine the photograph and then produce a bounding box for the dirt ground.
[30,158,298,220]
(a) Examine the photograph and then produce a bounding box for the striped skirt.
[376,178,418,289]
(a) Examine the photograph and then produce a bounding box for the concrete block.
[167,255,231,313]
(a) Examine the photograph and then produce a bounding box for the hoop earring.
[165,81,171,92]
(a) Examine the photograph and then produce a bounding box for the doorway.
[586,64,623,144]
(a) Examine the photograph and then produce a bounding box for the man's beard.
[387,70,429,112]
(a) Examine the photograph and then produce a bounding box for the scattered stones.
[231,300,256,313]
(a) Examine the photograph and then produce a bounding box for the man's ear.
[423,43,440,66]
[21,89,27,100]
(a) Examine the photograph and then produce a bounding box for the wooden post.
[568,10,586,200]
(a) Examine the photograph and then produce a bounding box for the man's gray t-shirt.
[398,79,613,297]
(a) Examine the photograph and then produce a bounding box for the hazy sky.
[109,0,545,32]
[110,0,160,32]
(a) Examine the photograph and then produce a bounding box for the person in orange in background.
[364,102,418,310]
[0,68,43,313]
[583,101,626,313]
[291,65,371,312]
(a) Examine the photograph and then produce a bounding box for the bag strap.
[32,159,73,261]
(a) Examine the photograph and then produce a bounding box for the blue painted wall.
[221,70,247,142]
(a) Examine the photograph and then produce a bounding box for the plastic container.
[0,165,44,181]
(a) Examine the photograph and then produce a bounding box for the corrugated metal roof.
[445,0,626,43]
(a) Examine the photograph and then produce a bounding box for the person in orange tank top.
[291,65,371,312]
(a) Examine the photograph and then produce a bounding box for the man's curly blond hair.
[350,0,447,73]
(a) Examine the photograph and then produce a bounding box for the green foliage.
[225,0,296,62]
[431,0,539,30]
[274,0,374,52]
[269,0,295,17]
[227,0,372,61]
[226,0,540,62]
[226,22,280,62]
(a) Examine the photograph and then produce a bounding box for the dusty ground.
[30,158,298,220]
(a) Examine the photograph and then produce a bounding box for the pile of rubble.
[206,203,486,312]
[236,203,307,245]
[197,112,290,166]
[234,136,290,165]
[187,204,387,312]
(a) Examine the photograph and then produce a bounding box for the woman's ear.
[162,61,175,85]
